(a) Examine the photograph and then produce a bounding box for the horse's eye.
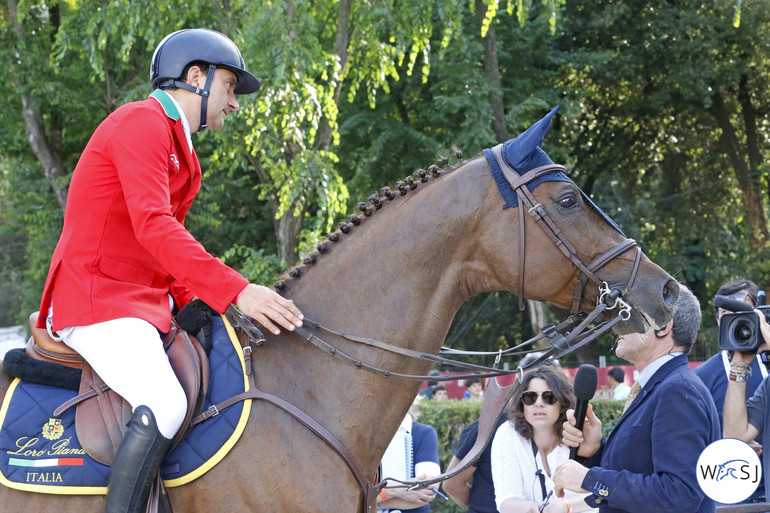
[558,195,577,208]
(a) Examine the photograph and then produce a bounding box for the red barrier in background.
[424,361,706,400]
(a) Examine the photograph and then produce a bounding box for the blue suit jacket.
[580,355,720,513]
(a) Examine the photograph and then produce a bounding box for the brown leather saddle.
[26,311,209,465]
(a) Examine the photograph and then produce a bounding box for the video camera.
[716,291,770,352]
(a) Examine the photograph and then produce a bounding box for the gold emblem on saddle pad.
[42,418,64,441]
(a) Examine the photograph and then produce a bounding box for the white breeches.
[60,318,187,439]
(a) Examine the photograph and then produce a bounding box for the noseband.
[486,143,642,313]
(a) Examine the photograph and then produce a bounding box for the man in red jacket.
[37,28,303,513]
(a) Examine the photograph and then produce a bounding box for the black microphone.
[570,364,598,460]
[714,295,755,313]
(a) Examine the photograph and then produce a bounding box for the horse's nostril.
[662,279,679,305]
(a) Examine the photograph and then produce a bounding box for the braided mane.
[274,147,464,290]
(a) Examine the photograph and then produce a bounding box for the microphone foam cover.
[574,364,598,401]
[713,295,754,313]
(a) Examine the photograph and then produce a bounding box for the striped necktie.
[623,382,641,413]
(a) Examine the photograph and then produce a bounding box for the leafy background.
[3,0,767,365]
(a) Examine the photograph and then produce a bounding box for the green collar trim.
[150,89,181,121]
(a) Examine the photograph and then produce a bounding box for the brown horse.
[0,140,677,511]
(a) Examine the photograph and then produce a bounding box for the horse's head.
[483,106,677,334]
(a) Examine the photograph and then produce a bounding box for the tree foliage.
[555,0,770,358]
[1,0,769,367]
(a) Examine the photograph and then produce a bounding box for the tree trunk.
[246,152,302,266]
[265,0,351,264]
[20,96,69,211]
[242,0,307,267]
[474,0,508,143]
[526,300,548,332]
[709,89,769,248]
[474,0,554,338]
[274,211,303,267]
[737,74,762,170]
[736,73,770,217]
[315,0,351,151]
[8,0,69,212]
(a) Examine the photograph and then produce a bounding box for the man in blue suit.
[553,284,720,513]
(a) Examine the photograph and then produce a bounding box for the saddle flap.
[75,364,131,465]
[166,326,209,446]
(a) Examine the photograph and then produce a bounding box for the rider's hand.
[235,284,303,335]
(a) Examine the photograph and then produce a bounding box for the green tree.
[0,0,220,322]
[556,0,770,358]
[335,1,572,359]
[2,0,763,371]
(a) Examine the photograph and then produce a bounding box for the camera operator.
[722,284,770,505]
[696,279,767,506]
[695,280,767,430]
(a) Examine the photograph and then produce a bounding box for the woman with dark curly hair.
[491,365,593,513]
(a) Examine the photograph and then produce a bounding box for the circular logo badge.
[697,438,761,504]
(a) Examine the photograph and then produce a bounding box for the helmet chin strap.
[170,64,217,131]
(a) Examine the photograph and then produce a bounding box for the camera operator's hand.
[724,314,765,444]
[755,310,770,352]
[731,349,756,365]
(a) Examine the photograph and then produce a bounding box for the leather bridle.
[486,143,642,313]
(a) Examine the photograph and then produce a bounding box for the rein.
[294,282,631,382]
[214,286,631,512]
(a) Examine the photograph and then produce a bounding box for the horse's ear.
[503,105,559,172]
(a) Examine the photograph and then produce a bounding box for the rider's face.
[204,69,240,131]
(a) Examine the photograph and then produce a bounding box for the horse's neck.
[289,156,499,350]
[257,156,507,469]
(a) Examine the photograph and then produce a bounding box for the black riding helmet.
[150,28,260,130]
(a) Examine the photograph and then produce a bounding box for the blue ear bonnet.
[483,106,624,236]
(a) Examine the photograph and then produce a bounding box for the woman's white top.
[490,420,574,510]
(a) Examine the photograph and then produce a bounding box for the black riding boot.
[105,405,172,513]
